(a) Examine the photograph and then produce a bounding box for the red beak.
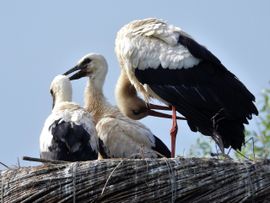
[147,110,185,120]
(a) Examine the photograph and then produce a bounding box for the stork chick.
[39,75,99,161]
[64,53,171,159]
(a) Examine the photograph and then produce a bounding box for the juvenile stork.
[64,53,171,159]
[39,75,99,161]
[115,18,258,157]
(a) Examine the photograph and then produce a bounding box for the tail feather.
[215,119,245,150]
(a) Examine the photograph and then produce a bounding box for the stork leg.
[170,106,178,158]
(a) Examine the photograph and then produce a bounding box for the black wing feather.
[40,119,98,161]
[135,35,258,150]
[98,138,110,159]
[178,32,222,66]
[152,135,171,158]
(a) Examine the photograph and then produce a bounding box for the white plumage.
[64,53,171,158]
[40,75,99,161]
[115,18,200,100]
[115,18,258,157]
[96,116,158,158]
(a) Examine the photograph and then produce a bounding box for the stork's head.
[117,87,150,120]
[64,53,108,89]
[50,75,72,109]
[115,71,178,120]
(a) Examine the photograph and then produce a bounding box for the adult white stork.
[39,75,99,161]
[115,18,258,157]
[64,53,171,159]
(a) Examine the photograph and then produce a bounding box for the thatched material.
[1,158,270,203]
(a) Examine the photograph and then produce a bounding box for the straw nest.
[1,157,270,203]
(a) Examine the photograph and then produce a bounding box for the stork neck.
[115,70,148,119]
[115,71,137,100]
[53,87,72,110]
[56,93,72,103]
[84,78,111,124]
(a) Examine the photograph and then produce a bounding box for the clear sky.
[0,0,269,170]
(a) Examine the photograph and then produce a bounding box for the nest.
[1,157,270,203]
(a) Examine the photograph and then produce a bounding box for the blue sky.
[0,0,269,169]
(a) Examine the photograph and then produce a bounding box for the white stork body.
[39,75,99,161]
[115,18,258,152]
[95,110,167,158]
[64,53,171,159]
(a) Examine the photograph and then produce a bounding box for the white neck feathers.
[50,75,72,107]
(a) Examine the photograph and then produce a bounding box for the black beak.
[63,65,88,81]
[63,65,80,76]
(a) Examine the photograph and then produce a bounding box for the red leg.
[170,106,178,158]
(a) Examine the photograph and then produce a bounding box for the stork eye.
[132,108,147,115]
[81,58,91,66]
[50,89,53,96]
[132,110,141,115]
[132,106,148,115]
